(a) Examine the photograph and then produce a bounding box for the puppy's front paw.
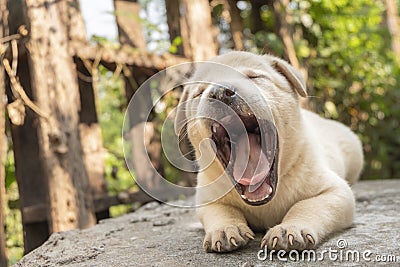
[203,223,255,253]
[261,224,317,251]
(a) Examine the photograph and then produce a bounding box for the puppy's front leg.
[262,178,355,250]
[197,203,255,252]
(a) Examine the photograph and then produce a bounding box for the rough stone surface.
[15,180,400,266]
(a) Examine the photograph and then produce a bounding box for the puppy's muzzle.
[203,84,279,206]
[207,85,253,117]
[209,85,236,104]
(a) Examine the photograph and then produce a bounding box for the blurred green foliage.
[97,66,137,216]
[307,0,400,179]
[4,149,23,265]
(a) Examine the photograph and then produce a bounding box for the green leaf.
[213,4,223,17]
[324,101,338,119]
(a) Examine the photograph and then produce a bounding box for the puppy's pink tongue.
[244,182,272,200]
[233,133,270,189]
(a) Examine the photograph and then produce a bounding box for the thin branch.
[93,47,103,70]
[122,64,139,91]
[11,39,18,76]
[80,47,105,115]
[81,47,104,97]
[82,46,103,74]
[3,58,49,120]
[0,43,7,57]
[82,59,93,75]
[0,33,20,44]
[77,71,93,83]
[113,63,123,80]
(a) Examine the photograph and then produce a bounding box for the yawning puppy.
[174,52,364,252]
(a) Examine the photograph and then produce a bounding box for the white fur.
[177,52,364,252]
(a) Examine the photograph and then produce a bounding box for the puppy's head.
[175,52,306,206]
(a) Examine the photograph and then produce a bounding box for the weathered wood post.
[165,0,185,56]
[58,0,109,221]
[180,0,218,61]
[167,0,218,60]
[114,0,165,192]
[165,0,217,186]
[5,0,53,253]
[75,58,109,220]
[385,0,400,64]
[22,0,96,232]
[114,0,147,50]
[223,0,244,50]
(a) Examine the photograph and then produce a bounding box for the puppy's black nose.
[209,85,236,105]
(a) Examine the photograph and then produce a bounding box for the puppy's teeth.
[247,194,270,203]
[241,194,247,200]
[212,123,219,133]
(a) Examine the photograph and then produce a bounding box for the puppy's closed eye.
[244,71,266,80]
[189,84,208,99]
[192,91,203,99]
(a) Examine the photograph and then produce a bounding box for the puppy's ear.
[271,58,307,97]
[174,88,189,136]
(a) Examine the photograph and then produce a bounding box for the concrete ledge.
[15,180,400,266]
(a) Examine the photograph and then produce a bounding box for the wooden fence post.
[385,0,400,64]
[114,0,147,50]
[114,0,165,191]
[180,0,218,61]
[58,0,109,221]
[224,0,244,51]
[5,0,53,254]
[165,0,184,56]
[22,0,96,231]
[76,58,109,220]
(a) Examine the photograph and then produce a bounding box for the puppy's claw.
[288,234,294,246]
[245,232,255,240]
[230,238,238,247]
[260,239,267,249]
[204,241,210,252]
[272,237,278,248]
[216,241,222,252]
[306,234,315,245]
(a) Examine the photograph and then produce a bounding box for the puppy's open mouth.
[211,113,278,206]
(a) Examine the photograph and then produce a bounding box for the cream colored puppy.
[174,51,363,252]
